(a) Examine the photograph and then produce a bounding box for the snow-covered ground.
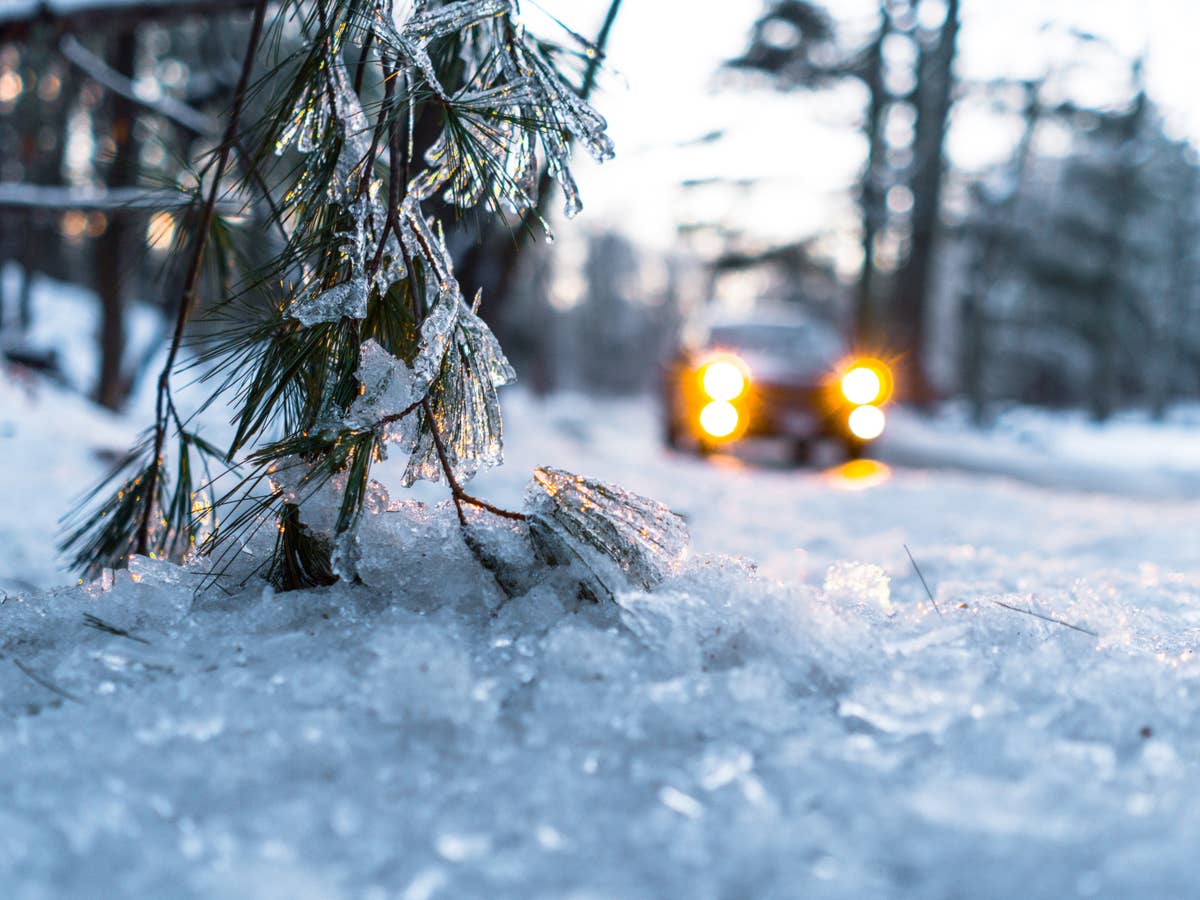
[5,281,1200,897]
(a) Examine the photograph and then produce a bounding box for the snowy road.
[4,385,1200,898]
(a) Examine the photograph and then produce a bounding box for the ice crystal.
[377,0,510,101]
[523,467,690,596]
[402,294,516,486]
[345,340,421,436]
[287,276,370,326]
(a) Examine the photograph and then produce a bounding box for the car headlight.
[701,358,747,402]
[699,401,740,438]
[841,365,883,405]
[847,404,886,441]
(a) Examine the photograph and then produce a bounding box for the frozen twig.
[421,398,526,526]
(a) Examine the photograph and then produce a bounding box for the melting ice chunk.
[523,467,689,594]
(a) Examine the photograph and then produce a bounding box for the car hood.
[726,351,833,388]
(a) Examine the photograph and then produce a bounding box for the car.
[660,316,894,463]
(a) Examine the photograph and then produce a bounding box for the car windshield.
[708,323,839,363]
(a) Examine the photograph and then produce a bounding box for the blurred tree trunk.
[452,0,622,389]
[961,79,1041,426]
[852,2,890,348]
[94,27,141,410]
[891,0,958,405]
[5,40,73,338]
[1151,164,1197,419]
[1090,85,1145,422]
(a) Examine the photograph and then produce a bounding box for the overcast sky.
[526,0,1200,265]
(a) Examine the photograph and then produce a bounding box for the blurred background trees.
[1,0,1199,424]
[0,0,257,409]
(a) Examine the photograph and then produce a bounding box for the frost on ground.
[5,453,1200,897]
[6,360,1200,897]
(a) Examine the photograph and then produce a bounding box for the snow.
[6,284,1200,896]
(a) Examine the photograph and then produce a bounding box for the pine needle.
[82,613,151,645]
[991,599,1098,637]
[904,544,942,618]
[12,658,83,704]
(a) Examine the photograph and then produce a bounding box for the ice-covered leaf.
[523,467,690,594]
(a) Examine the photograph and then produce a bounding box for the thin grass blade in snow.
[524,467,690,594]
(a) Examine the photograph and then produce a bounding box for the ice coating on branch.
[345,340,421,435]
[410,76,542,215]
[402,297,516,486]
[522,50,615,164]
[343,279,458,432]
[286,195,403,325]
[275,54,372,196]
[274,81,331,156]
[378,0,510,100]
[329,57,376,199]
[523,467,690,595]
[287,277,370,326]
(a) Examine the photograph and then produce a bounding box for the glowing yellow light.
[701,359,747,401]
[147,211,176,250]
[825,458,892,490]
[699,400,739,438]
[60,210,87,243]
[841,366,883,405]
[847,405,886,441]
[0,70,22,104]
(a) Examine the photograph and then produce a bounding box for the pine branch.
[62,0,614,588]
[136,0,270,557]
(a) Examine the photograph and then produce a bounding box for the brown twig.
[421,398,525,526]
[135,0,270,556]
[82,612,151,644]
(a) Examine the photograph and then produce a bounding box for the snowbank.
[5,379,1200,896]
[5,296,1200,895]
[3,494,1200,898]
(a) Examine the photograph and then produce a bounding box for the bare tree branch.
[0,182,235,212]
[0,0,259,38]
[59,34,217,135]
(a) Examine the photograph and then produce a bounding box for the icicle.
[522,49,615,163]
[401,295,516,487]
[377,0,511,100]
[328,56,375,200]
[523,468,689,593]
